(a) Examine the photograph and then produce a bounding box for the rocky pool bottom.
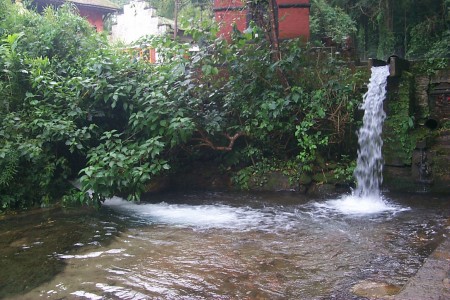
[0,191,448,299]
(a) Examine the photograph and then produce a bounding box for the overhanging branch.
[194,130,246,151]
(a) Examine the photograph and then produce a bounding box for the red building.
[32,0,119,32]
[213,0,310,41]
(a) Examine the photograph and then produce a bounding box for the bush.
[0,0,366,209]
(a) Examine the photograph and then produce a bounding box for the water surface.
[1,191,448,299]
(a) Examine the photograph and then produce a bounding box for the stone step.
[438,143,450,147]
[434,130,450,146]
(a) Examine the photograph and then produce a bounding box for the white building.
[110,0,174,44]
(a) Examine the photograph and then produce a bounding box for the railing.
[123,47,157,63]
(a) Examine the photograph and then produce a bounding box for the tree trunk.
[174,0,179,39]
[267,0,280,61]
[384,0,393,33]
[267,0,290,90]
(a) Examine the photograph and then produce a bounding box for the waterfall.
[314,65,410,215]
[353,65,390,197]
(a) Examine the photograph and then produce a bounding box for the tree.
[321,0,449,60]
[1,0,447,210]
[0,2,106,209]
[147,0,212,38]
[310,0,356,45]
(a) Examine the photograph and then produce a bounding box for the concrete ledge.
[395,233,450,300]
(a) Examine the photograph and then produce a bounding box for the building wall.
[213,0,310,41]
[278,0,310,41]
[214,0,247,39]
[79,8,105,32]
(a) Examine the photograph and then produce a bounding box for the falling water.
[353,65,390,197]
[315,65,408,215]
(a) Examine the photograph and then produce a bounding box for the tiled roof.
[68,0,119,10]
[35,0,119,11]
[158,16,174,27]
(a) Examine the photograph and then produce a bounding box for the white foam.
[314,194,409,216]
[95,283,155,299]
[103,197,296,230]
[71,291,103,300]
[104,194,409,229]
[58,249,125,259]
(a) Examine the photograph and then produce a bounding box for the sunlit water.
[1,191,448,299]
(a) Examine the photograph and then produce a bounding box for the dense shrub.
[0,0,365,209]
[0,2,111,209]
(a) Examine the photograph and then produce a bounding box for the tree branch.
[194,130,246,151]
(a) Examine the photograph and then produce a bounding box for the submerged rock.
[351,280,401,298]
[307,183,336,197]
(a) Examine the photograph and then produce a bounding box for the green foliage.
[408,22,449,74]
[148,0,176,19]
[0,1,106,209]
[310,0,357,44]
[317,0,449,61]
[377,18,395,59]
[406,1,449,60]
[333,155,356,183]
[175,27,364,186]
[383,72,417,164]
[69,35,197,203]
[6,0,433,210]
[232,158,301,190]
[0,151,18,188]
[148,0,211,22]
[178,1,214,30]
[80,132,169,202]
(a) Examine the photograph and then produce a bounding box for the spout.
[387,55,410,77]
[368,58,388,68]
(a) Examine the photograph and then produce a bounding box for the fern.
[0,151,18,187]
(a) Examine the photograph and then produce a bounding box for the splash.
[103,196,290,230]
[314,194,408,216]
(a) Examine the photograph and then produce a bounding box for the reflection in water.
[0,192,448,299]
[0,208,122,299]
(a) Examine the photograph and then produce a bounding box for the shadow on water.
[0,207,123,298]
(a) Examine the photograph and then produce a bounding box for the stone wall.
[383,66,450,193]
